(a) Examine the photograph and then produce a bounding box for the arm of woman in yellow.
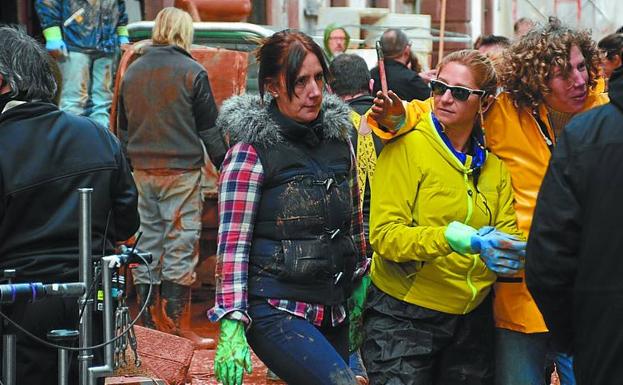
[364,92,433,140]
[369,135,452,263]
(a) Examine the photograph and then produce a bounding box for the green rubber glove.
[349,274,371,352]
[117,26,129,45]
[444,221,478,254]
[214,319,252,385]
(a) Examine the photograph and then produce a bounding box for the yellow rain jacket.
[486,90,608,333]
[369,88,608,332]
[369,112,522,315]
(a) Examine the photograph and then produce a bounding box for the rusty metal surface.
[174,0,252,22]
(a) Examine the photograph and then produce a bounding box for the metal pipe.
[2,334,15,385]
[58,347,69,385]
[437,0,448,66]
[88,257,115,385]
[78,188,93,385]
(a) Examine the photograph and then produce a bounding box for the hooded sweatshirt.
[323,24,351,61]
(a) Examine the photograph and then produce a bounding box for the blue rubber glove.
[472,226,526,276]
[117,26,130,46]
[214,319,252,385]
[42,26,67,57]
[445,222,526,275]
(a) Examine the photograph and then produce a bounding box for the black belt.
[496,276,523,283]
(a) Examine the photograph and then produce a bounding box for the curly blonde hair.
[499,18,600,110]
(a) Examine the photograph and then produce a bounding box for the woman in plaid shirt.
[208,30,369,385]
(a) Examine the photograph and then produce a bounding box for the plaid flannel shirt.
[208,141,368,327]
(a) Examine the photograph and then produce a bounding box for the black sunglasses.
[430,79,486,101]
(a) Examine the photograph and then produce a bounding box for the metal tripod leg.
[2,334,16,385]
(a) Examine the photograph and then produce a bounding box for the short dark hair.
[256,29,329,100]
[616,25,623,34]
[380,28,410,59]
[514,17,534,34]
[329,54,370,97]
[474,34,511,50]
[0,26,57,101]
[598,33,623,60]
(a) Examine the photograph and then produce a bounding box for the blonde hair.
[152,7,194,51]
[436,50,498,132]
[437,49,498,97]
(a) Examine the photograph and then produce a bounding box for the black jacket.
[371,59,429,102]
[217,94,362,305]
[118,44,226,169]
[526,67,623,385]
[0,102,139,283]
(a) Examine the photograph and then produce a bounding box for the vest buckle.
[324,177,334,191]
[329,228,341,239]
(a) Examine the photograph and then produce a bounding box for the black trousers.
[361,284,494,385]
[0,297,103,385]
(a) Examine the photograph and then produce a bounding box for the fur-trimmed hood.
[216,93,353,146]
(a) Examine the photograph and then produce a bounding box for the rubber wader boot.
[135,283,159,329]
[161,281,215,349]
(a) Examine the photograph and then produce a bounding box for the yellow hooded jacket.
[369,111,522,315]
[369,88,608,332]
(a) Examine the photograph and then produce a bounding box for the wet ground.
[110,282,285,385]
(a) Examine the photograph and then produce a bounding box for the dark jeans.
[246,300,358,385]
[361,284,494,385]
[495,328,575,385]
[0,296,103,385]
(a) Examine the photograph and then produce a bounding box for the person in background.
[209,30,368,385]
[35,0,129,128]
[474,34,511,57]
[514,17,535,39]
[329,52,386,385]
[118,7,225,349]
[363,49,525,385]
[324,24,350,61]
[366,18,608,385]
[0,26,139,384]
[370,28,429,102]
[526,63,623,385]
[597,33,623,80]
[474,34,511,82]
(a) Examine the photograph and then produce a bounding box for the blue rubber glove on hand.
[445,222,526,275]
[117,26,130,46]
[472,226,526,276]
[214,319,252,385]
[42,27,67,57]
